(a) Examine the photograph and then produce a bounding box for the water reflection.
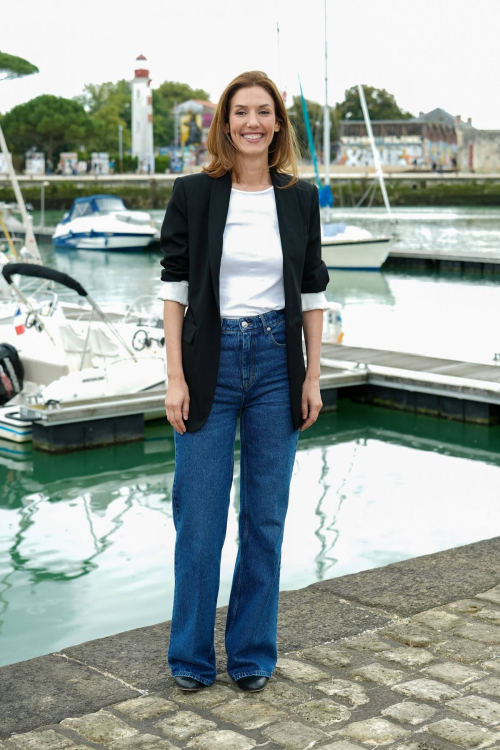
[2,403,500,667]
[328,271,394,305]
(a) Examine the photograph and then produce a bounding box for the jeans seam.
[270,333,287,348]
[225,424,250,640]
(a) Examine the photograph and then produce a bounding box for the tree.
[153,81,210,147]
[339,85,414,121]
[1,95,92,161]
[287,96,341,159]
[74,80,132,152]
[0,51,38,81]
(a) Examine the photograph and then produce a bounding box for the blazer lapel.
[208,170,232,312]
[207,167,303,314]
[271,168,303,318]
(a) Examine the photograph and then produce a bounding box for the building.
[131,54,154,173]
[335,108,472,170]
[453,114,500,172]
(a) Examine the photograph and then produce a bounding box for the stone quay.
[1,536,500,750]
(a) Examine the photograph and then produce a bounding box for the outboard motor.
[0,343,24,405]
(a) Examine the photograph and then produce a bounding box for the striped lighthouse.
[132,53,155,173]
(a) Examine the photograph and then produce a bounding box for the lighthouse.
[132,53,154,173]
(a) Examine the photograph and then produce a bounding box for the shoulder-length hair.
[203,70,301,189]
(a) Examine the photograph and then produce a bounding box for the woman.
[158,71,330,693]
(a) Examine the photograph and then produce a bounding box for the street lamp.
[118,125,123,174]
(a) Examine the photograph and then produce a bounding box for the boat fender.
[0,343,24,405]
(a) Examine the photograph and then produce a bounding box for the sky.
[1,0,499,129]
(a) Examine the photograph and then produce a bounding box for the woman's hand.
[165,375,190,434]
[300,375,322,431]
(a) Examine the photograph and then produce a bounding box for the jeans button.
[242,321,248,328]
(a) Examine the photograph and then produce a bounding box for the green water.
[1,401,500,668]
[1,207,500,667]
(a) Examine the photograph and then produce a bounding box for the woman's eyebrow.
[232,103,273,109]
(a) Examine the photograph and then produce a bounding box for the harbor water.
[1,205,500,668]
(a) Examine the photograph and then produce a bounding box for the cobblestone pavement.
[3,585,500,750]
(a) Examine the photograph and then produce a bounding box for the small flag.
[14,306,25,335]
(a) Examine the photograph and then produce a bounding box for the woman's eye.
[236,111,271,115]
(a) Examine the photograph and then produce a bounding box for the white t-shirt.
[158,186,329,316]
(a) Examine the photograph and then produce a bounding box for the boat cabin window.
[71,201,94,219]
[95,197,126,213]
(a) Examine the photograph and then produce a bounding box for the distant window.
[95,198,126,213]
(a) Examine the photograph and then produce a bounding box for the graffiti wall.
[422,139,458,168]
[335,138,457,168]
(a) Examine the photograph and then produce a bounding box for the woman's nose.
[246,112,260,127]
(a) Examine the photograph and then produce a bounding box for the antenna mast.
[323,0,330,187]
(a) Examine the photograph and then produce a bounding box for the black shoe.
[174,675,206,691]
[236,675,268,692]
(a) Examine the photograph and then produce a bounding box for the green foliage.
[287,97,340,158]
[1,95,92,161]
[0,51,39,81]
[74,80,132,153]
[154,154,170,173]
[0,181,174,211]
[3,179,498,213]
[339,85,414,121]
[107,153,137,172]
[153,81,210,147]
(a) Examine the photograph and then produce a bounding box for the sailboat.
[300,2,393,270]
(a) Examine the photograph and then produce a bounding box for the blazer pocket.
[181,318,197,344]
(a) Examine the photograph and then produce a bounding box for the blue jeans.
[168,308,300,685]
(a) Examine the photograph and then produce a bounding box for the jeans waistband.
[220,308,285,332]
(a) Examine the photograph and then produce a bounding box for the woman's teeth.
[242,134,263,141]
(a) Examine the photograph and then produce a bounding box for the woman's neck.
[232,157,272,189]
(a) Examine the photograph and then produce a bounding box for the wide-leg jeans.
[168,307,301,685]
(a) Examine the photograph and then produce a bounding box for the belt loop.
[260,312,271,335]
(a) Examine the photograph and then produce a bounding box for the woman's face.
[225,85,280,156]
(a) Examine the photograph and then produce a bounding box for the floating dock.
[386,247,500,273]
[12,343,500,453]
[319,344,500,425]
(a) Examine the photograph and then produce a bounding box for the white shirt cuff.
[301,291,330,312]
[157,280,189,306]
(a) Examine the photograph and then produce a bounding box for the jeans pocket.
[269,321,287,348]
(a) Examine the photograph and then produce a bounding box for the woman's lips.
[241,134,264,143]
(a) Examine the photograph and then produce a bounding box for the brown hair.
[203,70,301,188]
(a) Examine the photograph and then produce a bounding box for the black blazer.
[159,166,330,432]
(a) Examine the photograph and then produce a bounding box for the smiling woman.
[159,69,330,696]
[203,69,301,188]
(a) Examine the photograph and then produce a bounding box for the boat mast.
[357,83,393,220]
[275,0,282,93]
[323,0,330,189]
[0,124,42,263]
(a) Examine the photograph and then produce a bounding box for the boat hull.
[321,237,391,270]
[53,232,156,251]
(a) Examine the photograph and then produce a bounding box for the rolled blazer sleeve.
[301,185,330,294]
[157,279,189,305]
[159,177,189,284]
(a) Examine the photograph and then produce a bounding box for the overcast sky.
[2,0,498,129]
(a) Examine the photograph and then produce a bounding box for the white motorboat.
[52,195,159,251]
[0,263,167,441]
[320,221,392,270]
